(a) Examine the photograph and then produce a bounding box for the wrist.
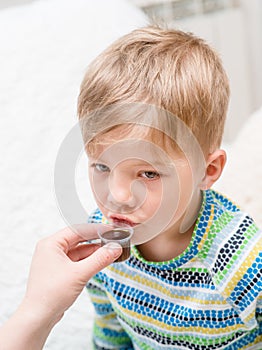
[0,298,62,350]
[18,296,63,331]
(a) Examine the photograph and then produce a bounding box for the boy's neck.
[136,191,203,262]
[136,223,195,262]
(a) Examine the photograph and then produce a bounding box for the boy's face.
[87,127,203,244]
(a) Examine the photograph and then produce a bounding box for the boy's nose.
[107,173,136,208]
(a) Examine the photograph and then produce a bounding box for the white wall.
[0,0,34,9]
[240,0,262,110]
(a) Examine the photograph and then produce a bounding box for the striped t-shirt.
[87,189,262,349]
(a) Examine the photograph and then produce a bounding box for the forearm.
[0,299,60,350]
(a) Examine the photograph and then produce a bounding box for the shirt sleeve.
[87,273,134,349]
[87,209,134,349]
[208,216,262,331]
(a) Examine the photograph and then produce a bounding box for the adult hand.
[0,224,122,350]
[24,223,122,322]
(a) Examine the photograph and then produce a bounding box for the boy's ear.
[200,149,227,190]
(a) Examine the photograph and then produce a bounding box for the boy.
[78,26,261,349]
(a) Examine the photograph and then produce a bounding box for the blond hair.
[78,25,230,154]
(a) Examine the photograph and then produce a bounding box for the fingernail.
[104,242,122,257]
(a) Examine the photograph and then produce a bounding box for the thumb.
[78,243,122,280]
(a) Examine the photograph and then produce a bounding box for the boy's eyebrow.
[89,156,178,169]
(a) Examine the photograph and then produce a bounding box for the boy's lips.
[109,215,137,227]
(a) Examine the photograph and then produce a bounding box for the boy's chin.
[131,222,167,245]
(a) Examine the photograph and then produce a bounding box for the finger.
[46,223,107,251]
[67,243,100,262]
[77,243,122,279]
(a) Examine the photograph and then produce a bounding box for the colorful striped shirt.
[87,189,262,349]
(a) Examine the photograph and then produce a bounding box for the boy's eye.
[93,163,110,172]
[140,171,160,180]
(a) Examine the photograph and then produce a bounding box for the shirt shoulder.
[87,208,106,223]
[199,189,261,330]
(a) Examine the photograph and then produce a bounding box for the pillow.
[215,107,262,228]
